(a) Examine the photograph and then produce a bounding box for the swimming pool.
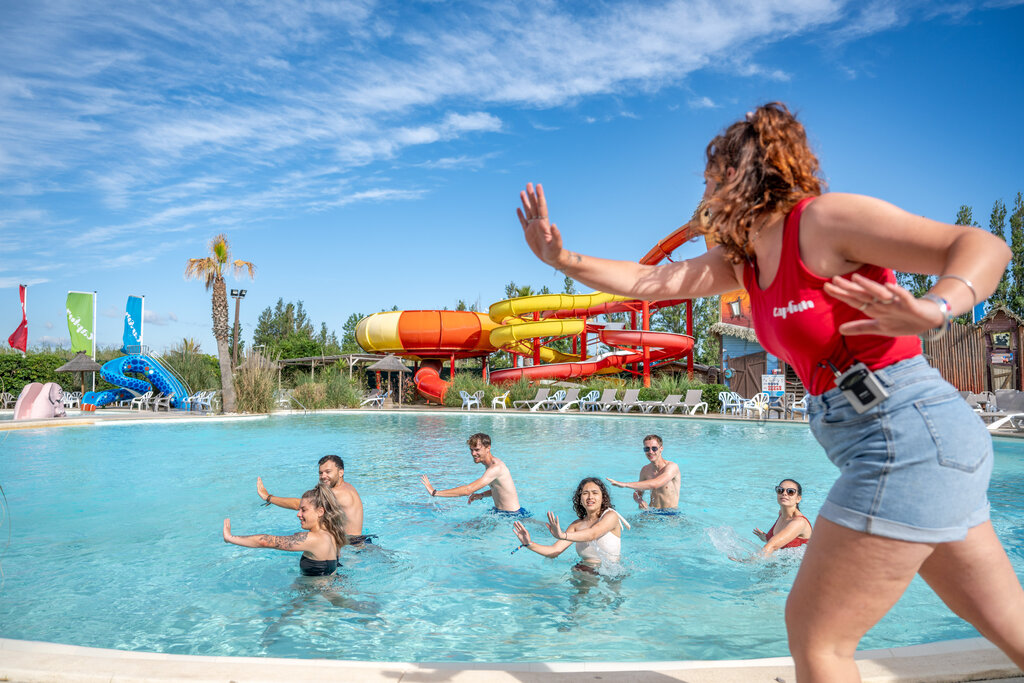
[0,412,1021,662]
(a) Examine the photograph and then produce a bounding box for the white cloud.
[144,310,179,325]
[689,96,718,109]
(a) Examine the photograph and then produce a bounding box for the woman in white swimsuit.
[513,477,629,571]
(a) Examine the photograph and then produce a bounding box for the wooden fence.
[922,322,988,392]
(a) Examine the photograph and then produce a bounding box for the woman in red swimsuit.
[517,102,1024,681]
[753,479,812,555]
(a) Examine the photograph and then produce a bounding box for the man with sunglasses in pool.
[421,432,526,516]
[257,455,374,545]
[605,434,681,511]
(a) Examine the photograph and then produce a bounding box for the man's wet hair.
[466,433,491,448]
[319,454,344,470]
[643,434,663,447]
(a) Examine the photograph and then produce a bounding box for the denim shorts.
[807,355,992,543]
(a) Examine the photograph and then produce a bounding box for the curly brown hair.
[701,102,825,263]
[572,477,613,519]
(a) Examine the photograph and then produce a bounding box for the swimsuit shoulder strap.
[601,507,631,530]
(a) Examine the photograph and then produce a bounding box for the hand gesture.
[753,528,768,542]
[468,492,481,505]
[513,521,531,546]
[606,477,625,488]
[518,183,566,268]
[222,518,232,542]
[633,490,648,510]
[823,273,945,337]
[421,475,435,496]
[546,511,565,541]
[256,476,270,502]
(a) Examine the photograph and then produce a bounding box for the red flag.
[8,284,27,353]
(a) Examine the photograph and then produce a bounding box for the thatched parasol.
[367,354,412,406]
[55,351,103,394]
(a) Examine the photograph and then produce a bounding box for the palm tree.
[185,234,255,413]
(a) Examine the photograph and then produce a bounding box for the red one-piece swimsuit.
[764,514,811,548]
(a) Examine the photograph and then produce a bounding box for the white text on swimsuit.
[773,299,815,319]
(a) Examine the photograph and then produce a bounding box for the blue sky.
[2,0,1023,354]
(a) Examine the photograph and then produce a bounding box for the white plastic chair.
[534,389,566,412]
[129,391,153,411]
[719,391,743,415]
[460,390,482,410]
[491,390,511,410]
[742,392,770,419]
[576,390,601,411]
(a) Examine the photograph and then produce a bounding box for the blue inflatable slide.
[82,354,189,409]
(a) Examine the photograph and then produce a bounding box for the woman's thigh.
[786,517,934,655]
[918,521,1024,666]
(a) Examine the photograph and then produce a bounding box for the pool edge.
[1,636,1019,682]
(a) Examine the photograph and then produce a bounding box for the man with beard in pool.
[605,434,681,511]
[257,455,373,544]
[421,432,526,516]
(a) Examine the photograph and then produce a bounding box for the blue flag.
[122,295,143,353]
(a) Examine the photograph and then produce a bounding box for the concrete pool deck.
[2,407,1021,682]
[1,636,1021,682]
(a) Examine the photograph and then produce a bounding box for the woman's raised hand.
[546,511,565,540]
[753,527,768,542]
[824,273,945,337]
[513,521,531,546]
[518,183,566,269]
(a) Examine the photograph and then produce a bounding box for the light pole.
[231,289,247,367]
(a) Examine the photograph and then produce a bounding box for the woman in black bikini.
[223,483,347,576]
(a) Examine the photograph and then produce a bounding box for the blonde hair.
[301,483,348,551]
[702,102,825,263]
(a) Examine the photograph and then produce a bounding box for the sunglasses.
[643,446,660,452]
[775,486,798,496]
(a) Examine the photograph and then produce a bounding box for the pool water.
[0,412,1021,662]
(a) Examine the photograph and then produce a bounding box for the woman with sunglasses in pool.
[517,102,1024,680]
[754,479,812,556]
[223,483,347,576]
[512,477,630,572]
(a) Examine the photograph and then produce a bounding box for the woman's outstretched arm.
[222,519,314,552]
[518,183,742,301]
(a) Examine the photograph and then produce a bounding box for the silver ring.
[880,297,896,305]
[859,302,869,311]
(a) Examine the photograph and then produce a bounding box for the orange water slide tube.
[355,310,499,403]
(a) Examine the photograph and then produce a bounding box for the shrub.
[233,355,276,414]
[160,349,220,394]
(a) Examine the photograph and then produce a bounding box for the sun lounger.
[513,388,550,410]
[616,389,643,413]
[681,389,708,415]
[546,388,581,412]
[592,389,619,412]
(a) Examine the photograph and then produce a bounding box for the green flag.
[66,291,95,354]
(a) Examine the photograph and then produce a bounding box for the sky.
[2,0,1023,355]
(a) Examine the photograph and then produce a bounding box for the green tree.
[1009,193,1024,317]
[252,298,340,359]
[954,205,979,227]
[562,276,576,295]
[341,313,366,353]
[184,234,256,413]
[989,199,1010,308]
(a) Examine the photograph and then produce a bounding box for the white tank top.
[575,508,630,564]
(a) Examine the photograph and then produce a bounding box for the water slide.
[82,354,190,408]
[355,211,707,401]
[13,382,66,420]
[356,310,499,403]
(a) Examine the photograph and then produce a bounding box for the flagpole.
[141,295,145,351]
[92,291,97,391]
[21,284,27,357]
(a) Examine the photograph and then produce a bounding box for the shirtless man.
[606,434,681,510]
[258,455,371,543]
[421,433,525,515]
